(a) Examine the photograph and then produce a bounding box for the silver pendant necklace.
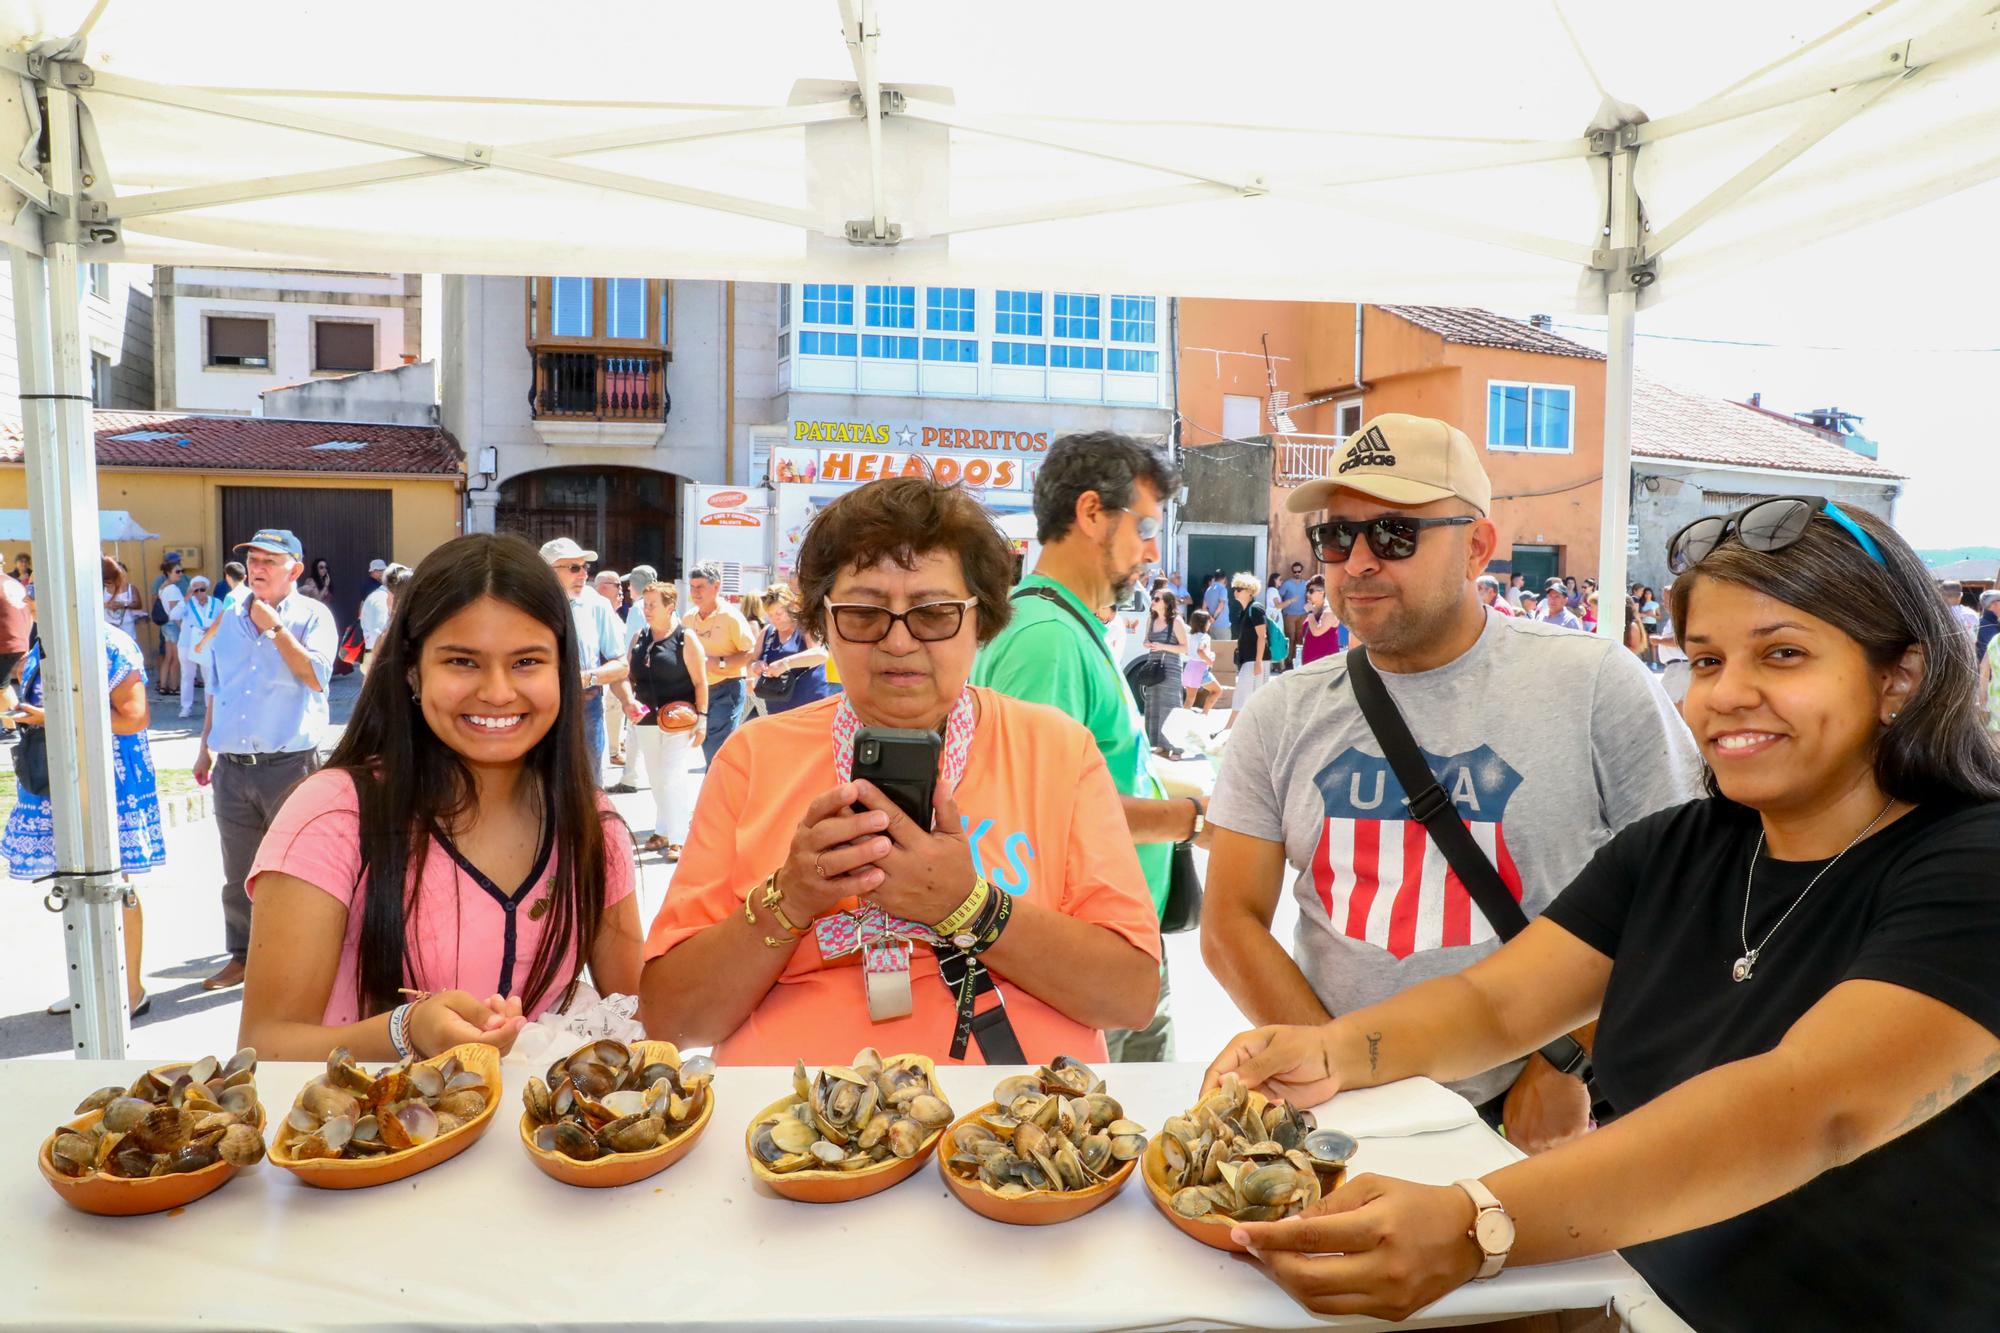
[1734,798,1895,982]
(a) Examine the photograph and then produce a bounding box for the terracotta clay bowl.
[744,1055,946,1204]
[269,1043,500,1190]
[520,1040,715,1188]
[39,1100,268,1218]
[935,1102,1136,1226]
[1140,1130,1347,1253]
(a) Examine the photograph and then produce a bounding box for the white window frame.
[1334,396,1364,439]
[775,283,791,363]
[1486,379,1575,454]
[90,351,110,406]
[796,282,856,359]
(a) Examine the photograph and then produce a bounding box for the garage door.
[219,487,393,635]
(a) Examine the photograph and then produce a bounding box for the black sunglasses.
[823,597,977,644]
[1667,496,1885,575]
[1306,515,1476,564]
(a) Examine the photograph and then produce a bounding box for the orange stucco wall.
[1178,300,1608,583]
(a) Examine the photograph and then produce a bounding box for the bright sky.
[1537,309,2000,551]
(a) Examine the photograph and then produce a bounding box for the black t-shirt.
[628,627,696,711]
[1543,797,2000,1332]
[1233,601,1268,668]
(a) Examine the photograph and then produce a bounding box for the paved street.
[1,686,1292,1066]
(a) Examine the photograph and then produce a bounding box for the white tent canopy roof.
[0,507,154,543]
[0,0,1996,316]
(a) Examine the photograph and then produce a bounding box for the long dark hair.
[328,532,614,1019]
[1670,505,2000,803]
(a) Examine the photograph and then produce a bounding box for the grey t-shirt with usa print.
[1208,610,1705,1105]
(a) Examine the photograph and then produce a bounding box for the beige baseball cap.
[1285,413,1492,516]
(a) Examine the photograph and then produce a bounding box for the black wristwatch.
[1537,1033,1593,1081]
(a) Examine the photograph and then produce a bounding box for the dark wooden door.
[219,486,393,633]
[496,467,679,580]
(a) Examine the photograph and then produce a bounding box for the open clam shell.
[38,1090,266,1217]
[745,1054,946,1204]
[937,1102,1137,1226]
[269,1043,498,1190]
[519,1040,715,1189]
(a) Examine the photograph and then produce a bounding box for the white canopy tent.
[2,0,1997,1056]
[0,507,154,542]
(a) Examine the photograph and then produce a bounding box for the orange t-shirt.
[644,687,1160,1065]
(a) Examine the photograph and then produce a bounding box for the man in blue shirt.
[1201,570,1231,636]
[541,537,631,787]
[1536,579,1583,631]
[1277,561,1308,673]
[194,528,338,991]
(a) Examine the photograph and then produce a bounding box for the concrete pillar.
[467,491,499,534]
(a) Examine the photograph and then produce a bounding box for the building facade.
[1626,376,1902,597]
[1175,302,1609,589]
[0,256,155,410]
[742,281,1173,582]
[155,268,422,414]
[0,412,462,633]
[444,275,728,580]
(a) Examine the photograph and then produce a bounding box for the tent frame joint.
[42,871,133,911]
[843,218,904,246]
[849,88,904,117]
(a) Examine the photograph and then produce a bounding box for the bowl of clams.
[520,1038,716,1188]
[39,1048,267,1216]
[269,1043,498,1188]
[939,1056,1148,1226]
[1141,1074,1356,1252]
[745,1049,953,1203]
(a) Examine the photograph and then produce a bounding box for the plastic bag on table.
[507,983,647,1069]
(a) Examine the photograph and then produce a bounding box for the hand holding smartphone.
[850,727,941,831]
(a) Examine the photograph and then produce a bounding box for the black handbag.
[1012,586,1205,935]
[1346,645,1611,1116]
[752,627,803,702]
[13,651,47,798]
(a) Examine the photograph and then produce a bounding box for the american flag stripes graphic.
[1308,744,1525,959]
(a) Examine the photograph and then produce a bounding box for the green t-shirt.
[971,574,1172,915]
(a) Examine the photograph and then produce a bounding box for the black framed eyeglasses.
[1306,515,1476,563]
[823,597,978,644]
[1667,495,1885,575]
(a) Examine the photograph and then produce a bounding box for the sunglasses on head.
[1305,515,1476,563]
[1667,496,1885,575]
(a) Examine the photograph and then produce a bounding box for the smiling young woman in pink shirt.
[239,534,642,1062]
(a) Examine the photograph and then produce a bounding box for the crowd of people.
[6,408,1997,1328]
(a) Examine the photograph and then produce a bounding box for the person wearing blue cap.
[195,527,338,992]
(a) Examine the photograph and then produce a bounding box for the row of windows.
[204,314,377,374]
[785,286,1160,372]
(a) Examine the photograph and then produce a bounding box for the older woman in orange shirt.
[640,477,1160,1065]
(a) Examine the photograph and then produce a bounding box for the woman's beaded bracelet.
[388,1001,414,1060]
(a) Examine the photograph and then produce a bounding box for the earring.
[1888,710,1900,723]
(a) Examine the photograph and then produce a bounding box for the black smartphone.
[851,726,941,831]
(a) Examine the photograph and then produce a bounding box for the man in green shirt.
[972,430,1208,1061]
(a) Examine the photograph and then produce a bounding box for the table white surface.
[3,1058,1650,1331]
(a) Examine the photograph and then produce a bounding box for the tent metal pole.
[11,81,131,1059]
[1595,140,1640,642]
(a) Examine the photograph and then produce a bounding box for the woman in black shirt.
[623,579,707,860]
[1204,500,2000,1330]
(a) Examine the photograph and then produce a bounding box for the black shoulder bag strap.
[1345,645,1605,1108]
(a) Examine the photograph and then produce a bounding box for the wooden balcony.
[532,348,669,422]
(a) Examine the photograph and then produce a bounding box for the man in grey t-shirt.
[1202,413,1703,1152]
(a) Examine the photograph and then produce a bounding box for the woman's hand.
[9,701,43,729]
[407,990,527,1058]
[623,699,645,722]
[855,781,977,928]
[1233,1174,1482,1320]
[1203,1023,1343,1107]
[774,782,894,924]
[747,660,766,680]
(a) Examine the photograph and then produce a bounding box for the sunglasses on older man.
[1306,515,1476,563]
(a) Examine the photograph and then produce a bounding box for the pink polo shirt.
[249,768,635,1026]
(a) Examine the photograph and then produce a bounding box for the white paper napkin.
[1318,1077,1482,1138]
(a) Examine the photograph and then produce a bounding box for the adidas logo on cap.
[1337,425,1397,474]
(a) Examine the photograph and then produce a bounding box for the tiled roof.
[1631,376,1903,481]
[0,410,462,475]
[1377,305,1606,361]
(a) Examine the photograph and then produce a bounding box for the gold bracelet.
[933,877,991,936]
[747,872,810,948]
